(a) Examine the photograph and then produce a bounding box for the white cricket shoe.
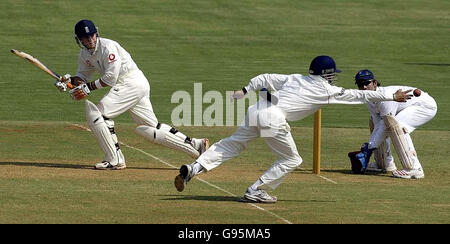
[242,188,277,204]
[174,164,195,192]
[94,161,126,170]
[392,168,424,179]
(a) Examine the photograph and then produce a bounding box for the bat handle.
[60,76,74,89]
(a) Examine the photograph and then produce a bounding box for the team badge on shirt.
[108,54,117,63]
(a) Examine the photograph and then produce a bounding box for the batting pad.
[383,115,415,170]
[85,100,125,165]
[374,140,387,169]
[369,117,386,169]
[135,124,199,158]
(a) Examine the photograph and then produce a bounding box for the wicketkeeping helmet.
[309,55,341,84]
[354,69,376,87]
[74,19,98,47]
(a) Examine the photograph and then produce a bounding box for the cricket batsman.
[174,55,413,203]
[54,19,209,169]
[350,69,437,178]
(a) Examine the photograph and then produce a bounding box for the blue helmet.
[309,55,341,84]
[75,19,98,40]
[74,19,98,49]
[354,69,375,86]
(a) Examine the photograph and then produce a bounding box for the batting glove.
[54,74,72,92]
[54,80,67,92]
[69,84,90,100]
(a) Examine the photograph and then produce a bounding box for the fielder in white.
[54,19,209,170]
[174,55,413,203]
[354,69,437,179]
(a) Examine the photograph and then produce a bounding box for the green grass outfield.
[0,0,449,224]
[1,121,449,224]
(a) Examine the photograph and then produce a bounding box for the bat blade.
[11,49,61,80]
[10,49,74,89]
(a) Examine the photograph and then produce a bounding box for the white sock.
[192,162,204,175]
[250,179,263,191]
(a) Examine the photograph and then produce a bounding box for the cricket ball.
[413,89,421,97]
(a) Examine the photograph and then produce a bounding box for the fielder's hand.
[69,84,90,100]
[230,88,247,103]
[393,89,413,102]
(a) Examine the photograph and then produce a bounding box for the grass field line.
[71,123,293,224]
[317,175,338,184]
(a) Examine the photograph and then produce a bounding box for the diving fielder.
[353,70,437,179]
[55,19,209,169]
[174,55,413,203]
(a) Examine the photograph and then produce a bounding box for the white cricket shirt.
[367,85,436,148]
[244,73,396,121]
[75,37,139,86]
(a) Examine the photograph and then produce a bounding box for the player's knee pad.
[135,123,199,158]
[103,117,120,143]
[369,117,387,169]
[85,100,124,165]
[383,115,416,169]
[103,117,115,130]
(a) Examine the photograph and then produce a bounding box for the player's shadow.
[160,195,335,203]
[320,169,390,176]
[313,169,394,178]
[0,161,92,169]
[294,168,354,175]
[294,168,392,178]
[320,169,353,174]
[0,161,175,171]
[160,195,241,202]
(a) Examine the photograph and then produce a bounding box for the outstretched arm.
[328,86,412,104]
[244,73,289,93]
[230,73,288,102]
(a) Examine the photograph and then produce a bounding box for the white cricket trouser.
[97,70,158,127]
[197,100,303,190]
[395,93,437,134]
[371,93,437,169]
[395,94,437,169]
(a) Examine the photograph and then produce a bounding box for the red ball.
[413,89,421,97]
